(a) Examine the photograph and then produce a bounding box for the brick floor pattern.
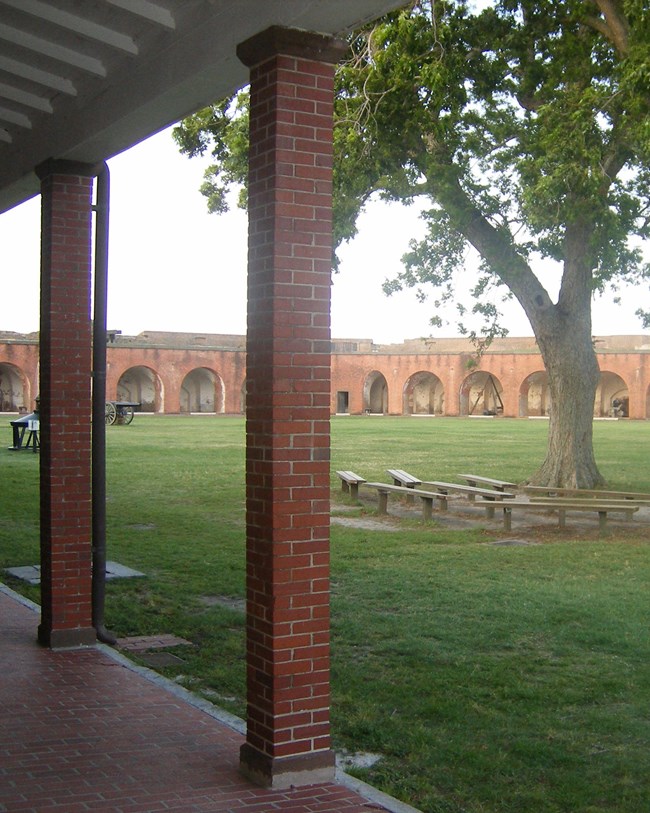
[0,589,389,813]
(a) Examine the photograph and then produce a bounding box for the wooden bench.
[363,482,449,519]
[363,481,512,519]
[336,470,366,501]
[525,496,649,520]
[500,500,640,535]
[419,480,516,518]
[523,485,650,501]
[386,469,422,503]
[457,474,517,495]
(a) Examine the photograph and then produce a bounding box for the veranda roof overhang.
[0,0,404,215]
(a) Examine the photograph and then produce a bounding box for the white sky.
[1,126,648,343]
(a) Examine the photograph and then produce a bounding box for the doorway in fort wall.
[117,366,163,413]
[0,363,30,412]
[460,371,504,416]
[364,371,388,414]
[595,371,629,418]
[403,371,444,415]
[180,368,224,413]
[519,370,630,419]
[519,371,550,417]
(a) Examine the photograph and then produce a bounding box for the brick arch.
[0,362,30,412]
[403,370,444,415]
[460,370,504,416]
[180,367,224,414]
[595,370,629,418]
[519,370,550,417]
[117,366,164,413]
[364,370,388,414]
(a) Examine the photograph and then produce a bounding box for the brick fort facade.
[2,330,650,419]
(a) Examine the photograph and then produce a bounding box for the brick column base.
[240,744,336,790]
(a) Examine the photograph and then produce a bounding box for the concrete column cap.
[35,158,102,181]
[237,25,348,69]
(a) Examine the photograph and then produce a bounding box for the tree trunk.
[429,171,608,489]
[528,317,605,489]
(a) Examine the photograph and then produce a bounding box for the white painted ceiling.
[0,0,403,213]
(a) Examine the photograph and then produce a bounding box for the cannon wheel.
[120,405,135,425]
[105,402,117,426]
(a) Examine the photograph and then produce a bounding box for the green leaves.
[172,92,249,214]
[175,0,650,340]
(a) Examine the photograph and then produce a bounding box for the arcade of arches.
[2,330,649,419]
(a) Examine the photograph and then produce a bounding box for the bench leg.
[558,509,566,528]
[378,490,388,515]
[598,511,607,535]
[341,481,350,494]
[436,495,448,512]
[405,484,416,505]
[484,503,495,519]
[421,496,433,521]
[503,507,512,531]
[350,483,359,501]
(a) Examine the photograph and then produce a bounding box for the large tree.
[174,0,650,487]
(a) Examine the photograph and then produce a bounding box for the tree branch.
[425,168,557,334]
[585,0,630,56]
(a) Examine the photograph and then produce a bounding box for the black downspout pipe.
[92,163,117,645]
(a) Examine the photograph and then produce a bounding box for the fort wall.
[2,331,650,419]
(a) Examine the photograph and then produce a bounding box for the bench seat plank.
[386,469,422,486]
[386,469,422,503]
[457,473,517,492]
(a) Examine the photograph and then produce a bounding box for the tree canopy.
[331,0,650,338]
[174,0,650,486]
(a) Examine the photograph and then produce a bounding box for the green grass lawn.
[1,415,649,813]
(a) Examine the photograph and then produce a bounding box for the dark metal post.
[92,163,116,645]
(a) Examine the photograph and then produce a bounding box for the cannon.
[105,401,139,426]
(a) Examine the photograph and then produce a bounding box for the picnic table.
[8,412,39,452]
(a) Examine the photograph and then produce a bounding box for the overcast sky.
[1,126,648,343]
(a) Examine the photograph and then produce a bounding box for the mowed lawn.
[1,415,649,813]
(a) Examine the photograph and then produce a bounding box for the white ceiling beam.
[0,0,138,54]
[0,55,76,95]
[106,0,175,30]
[0,23,106,76]
[0,81,52,112]
[0,105,32,128]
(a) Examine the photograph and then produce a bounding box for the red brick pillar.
[36,160,97,649]
[237,27,346,788]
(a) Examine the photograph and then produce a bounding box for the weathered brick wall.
[4,339,650,419]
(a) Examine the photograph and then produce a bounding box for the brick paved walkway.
[0,585,418,813]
